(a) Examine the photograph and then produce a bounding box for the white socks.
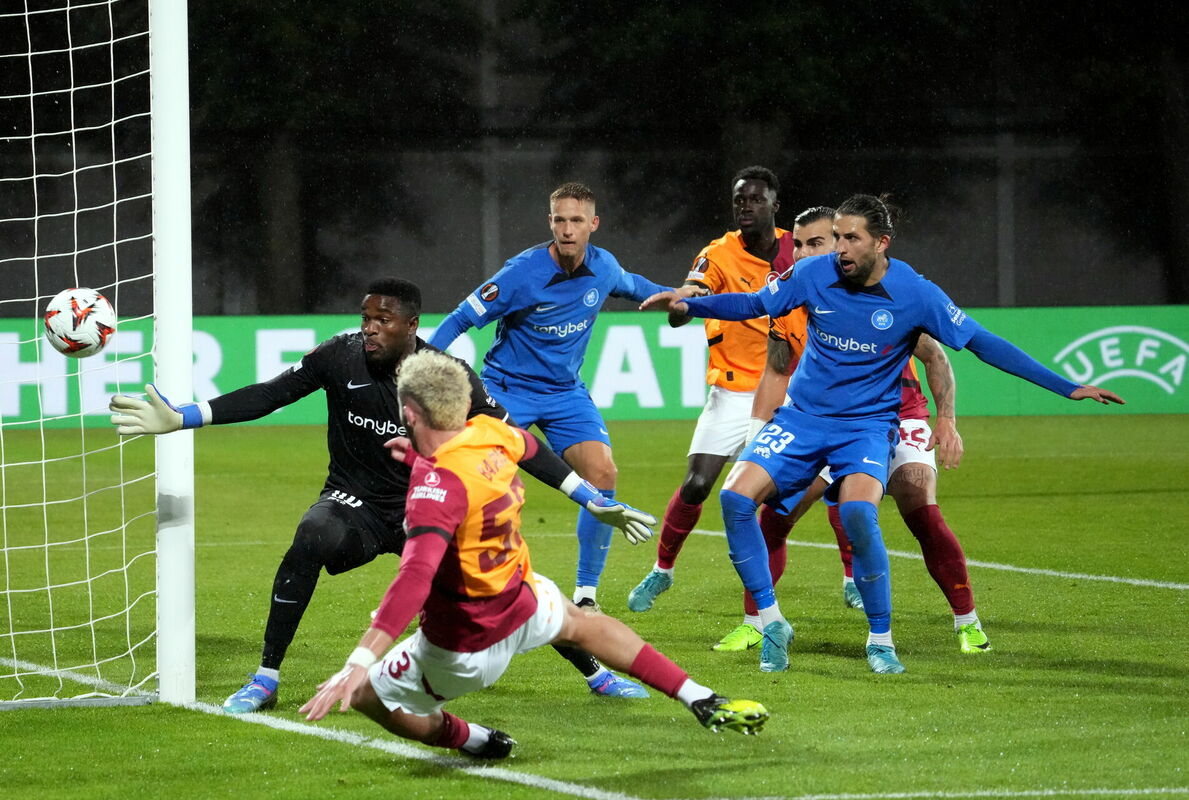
[676,678,715,707]
[757,603,785,630]
[573,586,597,604]
[953,611,981,630]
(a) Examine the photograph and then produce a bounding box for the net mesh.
[0,0,158,704]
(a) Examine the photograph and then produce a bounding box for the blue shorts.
[484,374,611,454]
[742,405,897,515]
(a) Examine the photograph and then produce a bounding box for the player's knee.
[720,489,758,526]
[838,501,880,551]
[888,464,935,512]
[582,461,617,489]
[291,508,361,576]
[679,471,716,504]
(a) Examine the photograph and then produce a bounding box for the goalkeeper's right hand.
[109,384,203,435]
[584,496,656,545]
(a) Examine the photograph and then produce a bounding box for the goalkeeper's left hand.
[584,496,656,545]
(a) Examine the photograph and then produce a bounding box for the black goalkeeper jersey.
[206,333,505,516]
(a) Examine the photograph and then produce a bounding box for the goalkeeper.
[109,277,656,713]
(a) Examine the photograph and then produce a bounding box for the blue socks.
[575,488,616,587]
[839,500,892,634]
[720,490,776,611]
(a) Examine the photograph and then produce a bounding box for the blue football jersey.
[757,254,983,420]
[439,242,668,392]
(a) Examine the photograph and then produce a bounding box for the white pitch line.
[183,699,645,800]
[5,659,1186,800]
[692,529,1189,590]
[0,656,641,800]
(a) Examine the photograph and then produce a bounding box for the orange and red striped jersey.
[686,229,796,391]
[400,414,539,651]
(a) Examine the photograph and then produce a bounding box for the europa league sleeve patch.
[480,282,500,302]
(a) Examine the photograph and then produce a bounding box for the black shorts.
[302,489,406,574]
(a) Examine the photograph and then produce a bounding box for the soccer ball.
[43,287,117,358]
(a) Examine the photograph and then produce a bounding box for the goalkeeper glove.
[560,474,655,544]
[109,384,204,435]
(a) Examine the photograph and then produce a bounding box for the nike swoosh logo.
[814,306,836,314]
[273,595,298,604]
[599,428,609,435]
[537,304,559,312]
[347,380,371,389]
[862,457,883,466]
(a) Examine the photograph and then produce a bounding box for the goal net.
[0,0,193,708]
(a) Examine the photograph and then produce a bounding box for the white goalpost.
[0,0,193,708]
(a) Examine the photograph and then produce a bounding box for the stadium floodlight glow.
[0,0,194,709]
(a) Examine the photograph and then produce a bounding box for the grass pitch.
[3,416,1187,800]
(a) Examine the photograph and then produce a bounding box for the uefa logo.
[583,288,600,307]
[1054,326,1187,395]
[871,309,893,330]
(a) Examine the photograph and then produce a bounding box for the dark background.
[3,1,1186,317]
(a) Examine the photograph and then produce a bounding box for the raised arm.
[427,306,474,351]
[913,333,963,469]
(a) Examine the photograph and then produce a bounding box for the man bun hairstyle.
[396,350,471,431]
[835,194,901,240]
[731,165,780,197]
[365,277,421,317]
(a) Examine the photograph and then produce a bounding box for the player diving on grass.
[641,194,1124,675]
[756,206,993,655]
[107,278,656,712]
[625,166,802,653]
[298,350,768,758]
[430,182,694,623]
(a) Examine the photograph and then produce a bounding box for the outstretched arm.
[640,289,766,321]
[300,532,446,721]
[965,329,1125,404]
[914,334,963,469]
[516,431,655,544]
[384,432,656,544]
[109,356,322,435]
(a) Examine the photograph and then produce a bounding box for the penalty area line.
[691,529,1189,590]
[186,699,647,800]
